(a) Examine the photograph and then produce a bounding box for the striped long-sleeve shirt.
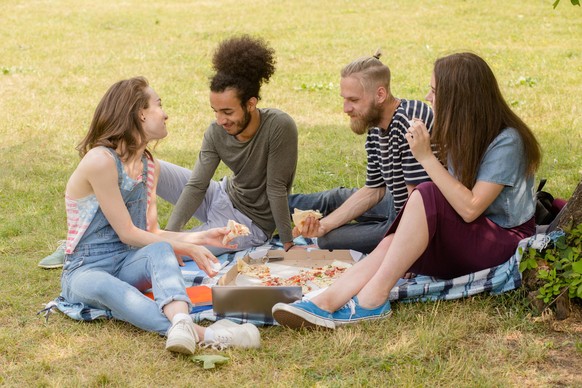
[365,99,434,212]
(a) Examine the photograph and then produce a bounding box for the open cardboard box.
[217,248,361,286]
[211,249,362,320]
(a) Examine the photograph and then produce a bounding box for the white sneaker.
[207,319,239,330]
[165,318,199,355]
[203,322,261,350]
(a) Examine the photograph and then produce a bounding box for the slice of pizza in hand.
[222,219,251,245]
[292,208,323,233]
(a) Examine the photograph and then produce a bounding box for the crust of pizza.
[292,208,323,233]
[222,219,251,245]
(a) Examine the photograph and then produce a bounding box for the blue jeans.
[287,187,397,253]
[61,242,190,335]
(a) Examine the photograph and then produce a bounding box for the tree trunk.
[548,179,582,233]
[524,178,582,320]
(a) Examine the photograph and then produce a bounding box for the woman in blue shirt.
[273,52,541,329]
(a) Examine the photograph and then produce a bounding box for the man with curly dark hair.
[157,35,298,254]
[37,35,297,269]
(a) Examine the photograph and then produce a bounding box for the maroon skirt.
[386,182,535,279]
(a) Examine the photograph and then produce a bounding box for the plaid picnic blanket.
[40,236,533,326]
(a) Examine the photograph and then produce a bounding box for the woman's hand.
[405,119,433,164]
[177,243,220,277]
[202,227,239,249]
[179,227,238,249]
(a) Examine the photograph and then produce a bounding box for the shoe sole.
[334,310,393,326]
[38,263,64,269]
[272,305,335,330]
[165,339,197,355]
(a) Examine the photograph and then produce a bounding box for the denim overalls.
[61,148,191,335]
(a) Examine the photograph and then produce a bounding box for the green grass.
[1,0,581,386]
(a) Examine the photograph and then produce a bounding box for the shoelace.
[200,336,231,351]
[528,229,565,250]
[37,301,58,323]
[337,299,356,319]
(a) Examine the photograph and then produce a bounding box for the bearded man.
[288,51,434,254]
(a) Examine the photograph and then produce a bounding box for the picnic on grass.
[38,34,568,356]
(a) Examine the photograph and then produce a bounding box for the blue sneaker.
[272,300,336,330]
[332,296,392,326]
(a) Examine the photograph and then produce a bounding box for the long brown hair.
[432,53,541,189]
[77,76,152,161]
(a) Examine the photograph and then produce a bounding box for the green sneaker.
[38,241,65,269]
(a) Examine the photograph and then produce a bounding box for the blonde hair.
[341,49,391,92]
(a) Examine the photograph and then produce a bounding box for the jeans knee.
[146,242,178,267]
[151,241,174,254]
[316,236,332,250]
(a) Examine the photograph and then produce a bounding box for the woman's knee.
[149,241,176,259]
[376,234,394,251]
[415,181,445,204]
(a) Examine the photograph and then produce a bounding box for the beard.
[349,101,383,135]
[230,107,252,137]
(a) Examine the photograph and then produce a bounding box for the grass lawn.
[1,0,581,386]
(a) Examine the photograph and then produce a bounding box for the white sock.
[171,313,191,325]
[204,328,215,343]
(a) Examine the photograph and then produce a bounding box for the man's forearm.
[165,185,205,231]
[320,186,386,233]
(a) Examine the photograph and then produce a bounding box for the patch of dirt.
[532,303,582,386]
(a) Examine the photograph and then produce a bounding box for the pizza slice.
[292,208,323,233]
[237,258,271,278]
[222,219,251,245]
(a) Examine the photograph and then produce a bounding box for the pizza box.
[212,248,362,320]
[217,248,362,286]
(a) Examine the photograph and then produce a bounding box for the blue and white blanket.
[41,236,532,326]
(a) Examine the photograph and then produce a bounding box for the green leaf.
[191,355,230,369]
[571,0,580,6]
[572,260,582,274]
[578,284,582,298]
[556,237,568,250]
[553,0,560,8]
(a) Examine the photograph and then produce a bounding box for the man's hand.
[293,216,327,238]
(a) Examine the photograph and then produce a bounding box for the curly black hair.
[210,34,276,104]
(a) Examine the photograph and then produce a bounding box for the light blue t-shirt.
[450,127,535,228]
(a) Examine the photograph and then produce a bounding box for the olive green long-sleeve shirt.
[166,108,298,243]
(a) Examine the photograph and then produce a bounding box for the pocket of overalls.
[63,256,84,272]
[125,197,147,229]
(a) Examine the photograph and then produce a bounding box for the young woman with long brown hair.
[273,52,541,329]
[60,77,260,352]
